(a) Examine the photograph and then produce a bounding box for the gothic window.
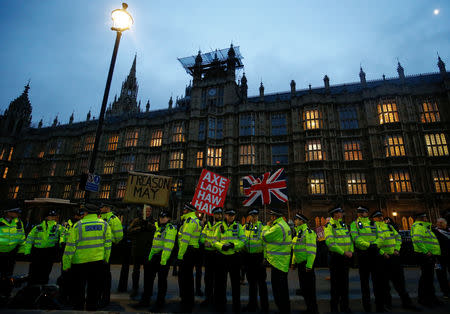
[116,181,127,198]
[196,151,204,168]
[3,167,8,179]
[8,185,19,199]
[303,108,323,130]
[240,114,255,136]
[169,151,184,169]
[40,184,51,198]
[239,144,256,165]
[72,140,81,154]
[272,144,288,164]
[65,162,74,176]
[432,169,450,193]
[74,184,85,199]
[377,100,399,124]
[424,133,449,156]
[7,147,13,161]
[0,147,5,160]
[79,158,88,173]
[208,117,223,139]
[147,155,160,172]
[107,134,119,151]
[63,184,71,199]
[420,101,440,123]
[49,162,56,176]
[338,106,359,129]
[389,170,412,193]
[121,155,135,172]
[343,140,363,160]
[346,173,367,194]
[385,135,406,157]
[47,142,56,155]
[99,184,111,199]
[306,139,325,161]
[83,135,95,151]
[207,147,222,167]
[150,130,163,147]
[103,159,115,174]
[125,129,139,147]
[198,121,206,141]
[172,123,185,143]
[308,172,326,194]
[271,113,287,135]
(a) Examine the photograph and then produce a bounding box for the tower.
[1,82,32,135]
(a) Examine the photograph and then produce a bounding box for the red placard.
[192,169,230,215]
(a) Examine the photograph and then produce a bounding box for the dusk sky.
[1,0,449,126]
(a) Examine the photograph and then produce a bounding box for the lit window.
[17,165,24,178]
[377,101,399,124]
[7,147,14,161]
[271,113,287,135]
[63,184,71,199]
[198,121,206,141]
[169,151,184,169]
[65,162,74,176]
[172,179,183,192]
[208,118,223,139]
[308,172,325,194]
[49,162,56,176]
[47,142,56,155]
[385,135,406,157]
[8,185,19,199]
[172,123,185,143]
[0,148,5,160]
[116,181,127,198]
[2,167,8,179]
[125,129,139,147]
[303,109,323,130]
[150,130,163,147]
[147,155,160,172]
[107,134,119,151]
[103,159,115,174]
[346,173,367,194]
[40,184,51,198]
[74,184,85,199]
[420,101,440,123]
[207,147,222,167]
[84,135,95,151]
[240,114,255,136]
[99,184,111,199]
[121,155,135,172]
[338,106,359,129]
[240,144,256,165]
[196,151,203,168]
[272,144,288,164]
[306,139,325,161]
[424,133,449,156]
[73,140,80,153]
[239,179,244,195]
[343,140,363,160]
[432,169,450,193]
[389,170,412,193]
[79,159,88,173]
[38,151,45,158]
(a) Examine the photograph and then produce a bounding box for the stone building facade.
[1,45,449,228]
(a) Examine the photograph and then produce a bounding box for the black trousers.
[244,252,268,311]
[329,252,350,312]
[99,262,111,305]
[356,249,384,311]
[195,249,203,293]
[132,255,146,291]
[71,261,104,311]
[384,254,412,306]
[0,250,16,297]
[28,247,57,285]
[271,265,290,313]
[436,255,449,297]
[214,253,241,312]
[141,253,169,304]
[297,261,318,313]
[178,246,198,312]
[417,253,437,303]
[204,250,217,303]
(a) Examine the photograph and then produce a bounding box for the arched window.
[315,217,320,228]
[401,217,408,231]
[408,217,414,229]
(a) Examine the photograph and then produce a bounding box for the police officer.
[213,208,245,312]
[200,206,223,306]
[292,213,318,314]
[177,203,201,313]
[262,208,292,313]
[0,207,25,298]
[99,201,123,307]
[350,206,384,312]
[24,209,63,285]
[411,212,442,307]
[243,208,268,312]
[62,203,112,311]
[324,206,353,313]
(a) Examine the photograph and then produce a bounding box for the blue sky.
[0,0,449,126]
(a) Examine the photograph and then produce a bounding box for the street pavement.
[3,262,450,313]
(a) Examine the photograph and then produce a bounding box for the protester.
[433,217,450,298]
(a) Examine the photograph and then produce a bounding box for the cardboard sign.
[315,226,325,241]
[123,172,172,206]
[192,169,230,215]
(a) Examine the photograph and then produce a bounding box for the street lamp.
[85,3,133,200]
[392,210,398,223]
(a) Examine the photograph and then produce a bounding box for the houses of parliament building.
[1,44,449,229]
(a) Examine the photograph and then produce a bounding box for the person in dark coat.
[433,217,450,298]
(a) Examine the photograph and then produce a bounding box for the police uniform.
[25,210,63,285]
[292,213,318,314]
[0,207,25,297]
[411,212,441,306]
[213,208,245,312]
[242,208,268,312]
[62,203,112,311]
[349,206,384,312]
[324,206,353,313]
[262,208,292,313]
[177,203,201,312]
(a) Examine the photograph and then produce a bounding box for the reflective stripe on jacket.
[200,221,221,251]
[0,217,25,253]
[149,222,177,265]
[24,220,63,254]
[411,221,440,255]
[244,221,264,254]
[350,217,377,250]
[374,221,401,255]
[292,223,317,268]
[324,218,354,255]
[214,221,245,255]
[177,212,201,259]
[101,212,123,244]
[262,217,292,273]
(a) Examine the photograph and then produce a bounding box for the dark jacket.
[128,217,156,259]
[433,227,450,257]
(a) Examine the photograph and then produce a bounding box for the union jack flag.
[242,168,288,206]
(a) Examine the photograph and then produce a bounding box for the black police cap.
[328,206,344,215]
[269,208,283,216]
[247,208,259,216]
[85,203,99,213]
[224,208,237,215]
[294,213,309,222]
[414,212,427,219]
[370,211,383,218]
[211,207,223,214]
[184,203,197,212]
[159,210,171,218]
[357,206,369,213]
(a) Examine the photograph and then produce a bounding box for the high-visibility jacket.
[0,217,25,253]
[62,214,112,271]
[243,221,264,254]
[292,223,317,269]
[374,221,401,255]
[214,221,245,255]
[262,217,292,273]
[200,221,221,251]
[101,212,123,244]
[24,220,63,254]
[350,217,377,250]
[411,221,441,255]
[149,222,177,265]
[177,212,201,259]
[324,218,354,255]
[60,219,74,244]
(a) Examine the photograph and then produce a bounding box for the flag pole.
[287,200,291,221]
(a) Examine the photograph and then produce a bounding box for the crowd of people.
[0,201,449,313]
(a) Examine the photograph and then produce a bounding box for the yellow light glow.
[111,4,133,31]
[392,210,398,217]
[434,9,440,15]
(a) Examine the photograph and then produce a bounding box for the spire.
[129,53,137,78]
[168,96,173,110]
[52,115,58,127]
[438,54,446,77]
[228,43,236,58]
[259,82,265,101]
[323,75,330,91]
[240,72,248,100]
[359,66,367,86]
[38,119,43,128]
[86,110,91,121]
[290,80,296,95]
[195,50,203,65]
[69,112,74,124]
[397,60,405,81]
[146,100,150,112]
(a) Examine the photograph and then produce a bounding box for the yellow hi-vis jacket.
[243,221,264,254]
[0,217,25,253]
[101,212,123,244]
[214,221,245,255]
[324,218,354,255]
[374,221,401,255]
[60,219,74,244]
[292,223,317,269]
[62,214,112,270]
[350,217,377,250]
[24,220,63,254]
[262,217,292,273]
[177,211,201,260]
[200,221,221,251]
[411,221,441,255]
[148,222,177,265]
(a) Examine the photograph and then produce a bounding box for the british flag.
[242,168,288,206]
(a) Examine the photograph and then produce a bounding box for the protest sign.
[192,169,230,215]
[123,171,172,206]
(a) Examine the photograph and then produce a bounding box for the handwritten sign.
[192,169,230,215]
[123,172,172,206]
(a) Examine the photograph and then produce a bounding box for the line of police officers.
[0,201,446,313]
